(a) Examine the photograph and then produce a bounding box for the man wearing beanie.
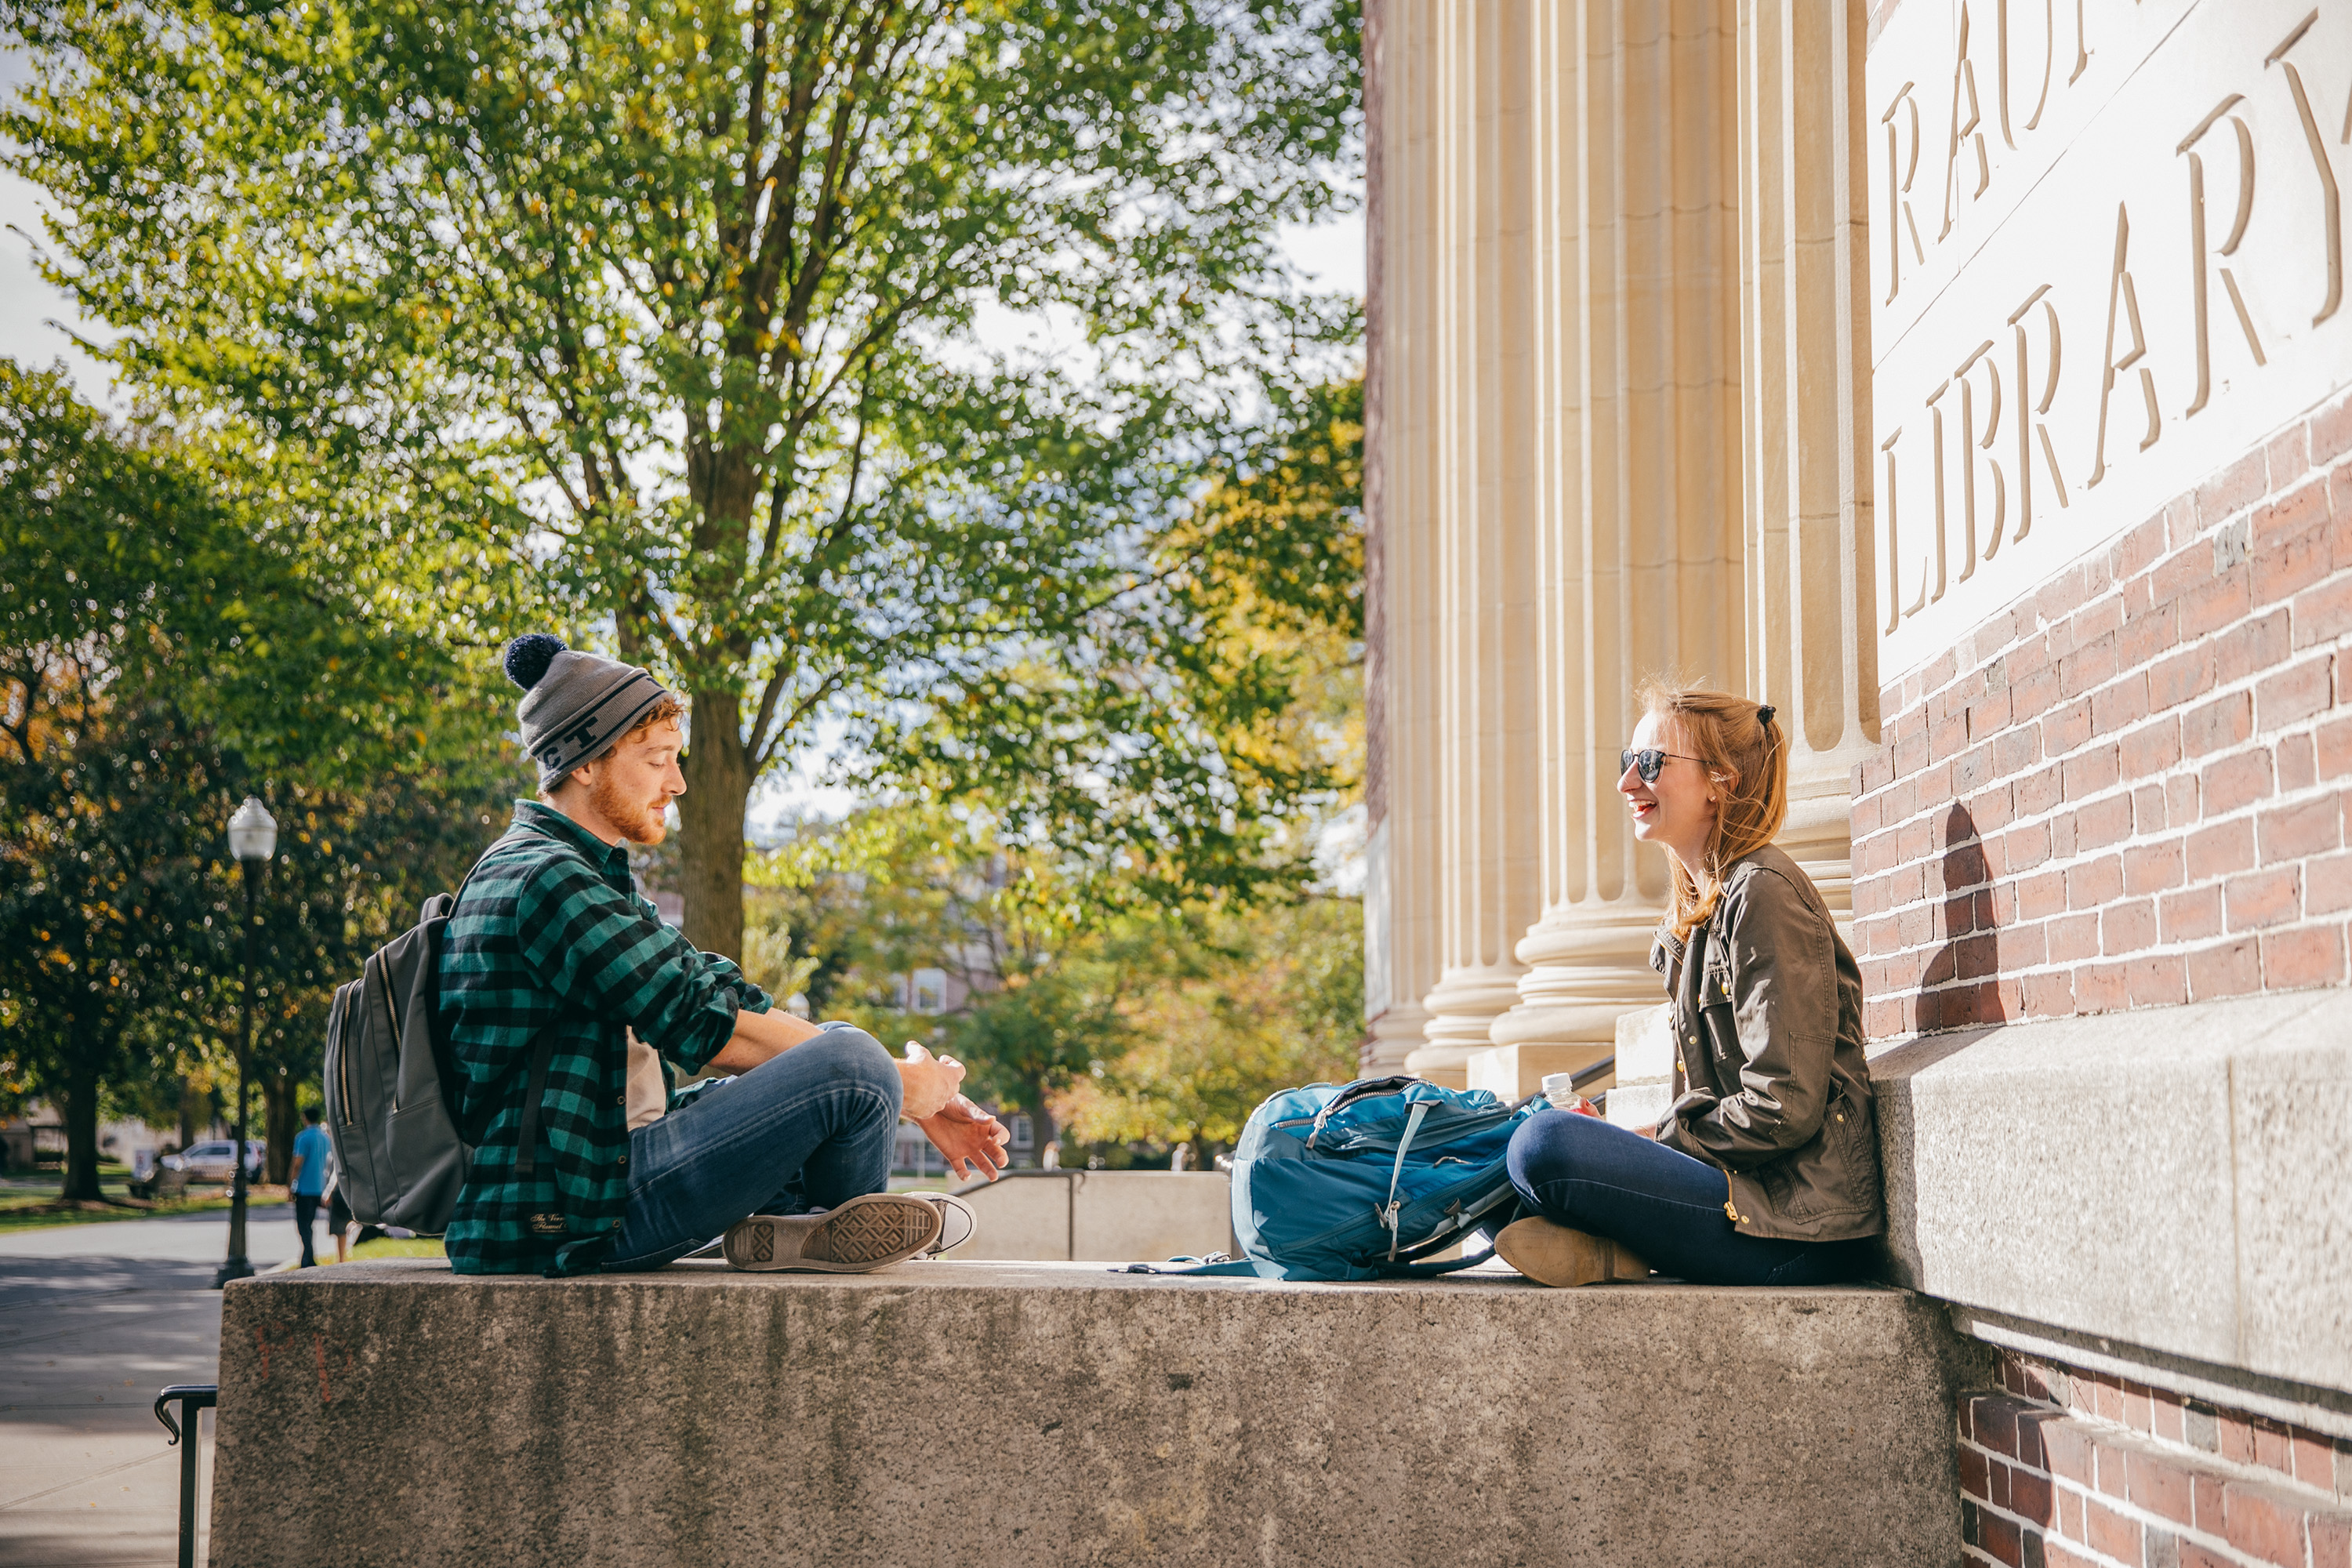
[435,634,1010,1276]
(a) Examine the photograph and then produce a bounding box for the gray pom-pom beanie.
[503,634,677,789]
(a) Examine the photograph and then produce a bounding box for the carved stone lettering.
[2089,202,2159,488]
[1870,0,2352,680]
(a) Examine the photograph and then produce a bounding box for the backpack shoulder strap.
[511,1028,560,1179]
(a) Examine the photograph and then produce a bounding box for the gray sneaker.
[909,1191,978,1256]
[720,1193,942,1273]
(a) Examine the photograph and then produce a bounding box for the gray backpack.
[321,855,554,1235]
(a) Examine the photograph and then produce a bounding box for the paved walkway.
[0,1203,318,1567]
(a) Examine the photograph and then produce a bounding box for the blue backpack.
[1206,1076,1541,1280]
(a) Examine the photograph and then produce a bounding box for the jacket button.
[1688,1034,1697,1045]
[1676,1060,1686,1073]
[615,1095,625,1107]
[616,1154,627,1167]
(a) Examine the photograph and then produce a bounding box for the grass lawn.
[0,1172,278,1232]
[345,1236,446,1261]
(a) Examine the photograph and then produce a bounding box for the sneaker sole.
[721,1194,943,1273]
[915,1192,978,1256]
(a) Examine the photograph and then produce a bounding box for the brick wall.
[1959,1352,2352,1568]
[1851,387,2352,1037]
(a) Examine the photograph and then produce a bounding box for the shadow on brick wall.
[1920,802,2008,1032]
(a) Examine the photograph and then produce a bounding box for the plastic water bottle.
[1541,1072,1602,1117]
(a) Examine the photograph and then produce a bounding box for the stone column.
[1736,0,1880,932]
[1359,0,1436,1074]
[1479,0,1749,1098]
[1403,2,1548,1091]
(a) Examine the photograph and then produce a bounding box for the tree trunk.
[262,1072,298,1185]
[60,1053,102,1202]
[678,686,751,962]
[1022,1083,1058,1171]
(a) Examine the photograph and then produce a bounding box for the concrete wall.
[942,1171,1234,1264]
[211,1261,1987,1568]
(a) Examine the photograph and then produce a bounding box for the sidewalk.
[0,1203,314,1567]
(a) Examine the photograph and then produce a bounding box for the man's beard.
[590,770,669,845]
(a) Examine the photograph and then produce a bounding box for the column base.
[1410,965,1526,1088]
[1360,1004,1430,1077]
[1487,900,1664,1058]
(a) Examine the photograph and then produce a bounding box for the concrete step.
[212,1259,1986,1567]
[942,1169,1235,1261]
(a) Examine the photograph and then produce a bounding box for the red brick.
[2151,644,2221,710]
[2017,764,2065,816]
[2199,447,2271,524]
[2292,1431,2341,1492]
[2311,393,2352,465]
[2169,771,2203,823]
[2226,867,2302,930]
[2118,717,2183,779]
[2046,699,2095,756]
[2013,664,2061,722]
[2103,898,2158,954]
[2021,970,2076,1016]
[2042,1541,2097,1568]
[2041,1421,2092,1486]
[2127,953,2190,1005]
[2115,513,2172,579]
[2255,1421,2296,1475]
[2292,573,2352,651]
[2136,782,2172,833]
[2220,1414,2259,1463]
[2204,749,2278,816]
[2184,566,2255,638]
[2188,818,2256,879]
[2256,524,2334,605]
[2228,606,2296,672]
[2280,732,2319,791]
[1980,1505,2024,1566]
[2069,855,2125,909]
[2125,840,2185,894]
[2049,913,2100,963]
[2311,1516,2352,1568]
[2255,472,2330,545]
[2078,793,2134,850]
[2260,795,2344,862]
[2185,693,2255,757]
[2075,961,2129,1011]
[2083,1497,2142,1563]
[2259,655,2336,731]
[1960,1443,1992,1501]
[2163,884,2226,941]
[2190,938,2263,999]
[2061,636,2121,700]
[2274,418,2314,478]
[2091,671,2151,735]
[2263,924,2347,989]
[2129,1450,2196,1525]
[2065,745,2123,800]
[2120,599,2181,669]
[2196,1473,2230,1530]
[2223,1480,2308,1566]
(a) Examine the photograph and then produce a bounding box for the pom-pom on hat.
[499,634,676,789]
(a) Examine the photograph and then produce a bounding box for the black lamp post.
[214,796,276,1290]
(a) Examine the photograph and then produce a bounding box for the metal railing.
[154,1384,216,1568]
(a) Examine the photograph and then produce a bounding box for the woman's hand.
[919,1094,1012,1183]
[895,1041,966,1121]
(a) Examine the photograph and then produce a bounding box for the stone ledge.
[213,1260,1984,1567]
[1870,988,2352,1406]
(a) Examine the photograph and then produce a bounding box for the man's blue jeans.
[1505,1106,1873,1286]
[601,1025,901,1272]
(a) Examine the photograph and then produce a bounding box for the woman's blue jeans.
[1505,1106,1872,1286]
[601,1025,901,1271]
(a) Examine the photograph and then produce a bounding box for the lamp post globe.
[215,797,277,1290]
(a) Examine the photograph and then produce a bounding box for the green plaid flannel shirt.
[437,800,769,1274]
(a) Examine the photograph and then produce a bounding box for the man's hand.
[918,1094,1011,1183]
[896,1041,966,1122]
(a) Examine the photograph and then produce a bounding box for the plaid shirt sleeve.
[514,861,755,1077]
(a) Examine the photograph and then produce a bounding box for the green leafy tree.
[0,362,522,1193]
[5,0,1363,960]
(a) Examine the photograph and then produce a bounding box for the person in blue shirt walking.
[288,1107,334,1268]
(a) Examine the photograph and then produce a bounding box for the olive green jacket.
[1649,844,1885,1242]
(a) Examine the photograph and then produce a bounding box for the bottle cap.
[1541,1072,1579,1102]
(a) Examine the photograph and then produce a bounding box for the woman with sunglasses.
[1492,684,1884,1288]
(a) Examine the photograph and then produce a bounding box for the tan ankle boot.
[1493,1218,1653,1287]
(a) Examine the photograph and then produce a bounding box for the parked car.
[159,1140,265,1185]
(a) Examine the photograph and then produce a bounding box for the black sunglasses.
[1620,748,1704,784]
